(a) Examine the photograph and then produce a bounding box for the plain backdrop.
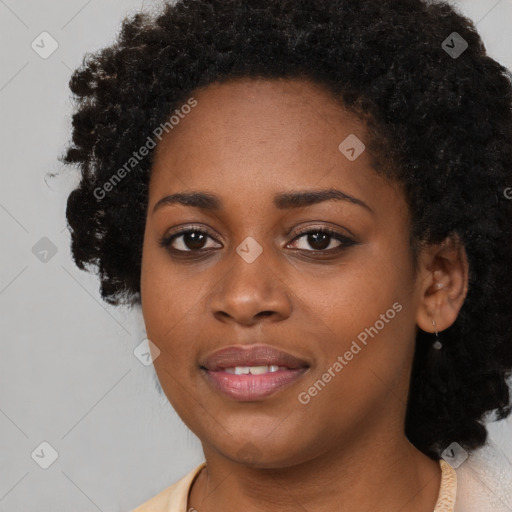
[1,1,511,511]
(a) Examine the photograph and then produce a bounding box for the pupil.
[309,232,329,250]
[185,232,206,250]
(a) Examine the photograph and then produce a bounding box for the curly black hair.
[59,0,512,460]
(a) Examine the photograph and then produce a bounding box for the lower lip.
[203,368,308,401]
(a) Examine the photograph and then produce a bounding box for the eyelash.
[158,224,357,257]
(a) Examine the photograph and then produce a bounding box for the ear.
[415,234,469,333]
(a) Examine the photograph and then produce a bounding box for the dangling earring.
[431,318,442,350]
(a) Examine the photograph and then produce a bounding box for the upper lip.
[201,344,309,371]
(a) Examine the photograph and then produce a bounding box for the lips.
[200,344,310,401]
[201,344,309,371]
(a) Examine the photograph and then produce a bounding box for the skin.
[140,77,469,512]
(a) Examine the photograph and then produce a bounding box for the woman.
[60,0,512,510]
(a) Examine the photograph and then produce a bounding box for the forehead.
[151,77,369,183]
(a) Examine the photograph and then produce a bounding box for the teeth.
[246,365,268,375]
[224,365,286,375]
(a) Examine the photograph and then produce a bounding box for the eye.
[159,226,221,253]
[287,227,356,253]
[159,225,356,256]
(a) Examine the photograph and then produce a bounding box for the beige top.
[131,458,457,512]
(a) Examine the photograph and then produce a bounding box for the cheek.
[141,233,186,323]
[140,240,211,384]
[305,242,415,382]
[141,241,185,354]
[140,254,196,407]
[310,248,409,331]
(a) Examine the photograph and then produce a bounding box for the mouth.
[200,344,310,401]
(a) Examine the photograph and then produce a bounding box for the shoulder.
[131,462,206,512]
[453,441,512,512]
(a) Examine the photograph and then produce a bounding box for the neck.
[189,429,441,512]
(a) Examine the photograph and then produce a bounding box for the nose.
[208,245,292,326]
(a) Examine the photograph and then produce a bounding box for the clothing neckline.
[434,459,457,511]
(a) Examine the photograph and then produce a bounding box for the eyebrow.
[152,188,373,214]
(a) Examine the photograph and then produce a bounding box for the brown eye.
[288,228,356,253]
[159,228,221,252]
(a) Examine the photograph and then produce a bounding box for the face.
[140,78,425,468]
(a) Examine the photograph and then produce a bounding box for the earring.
[431,318,442,350]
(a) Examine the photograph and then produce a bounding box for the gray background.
[1,1,511,511]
